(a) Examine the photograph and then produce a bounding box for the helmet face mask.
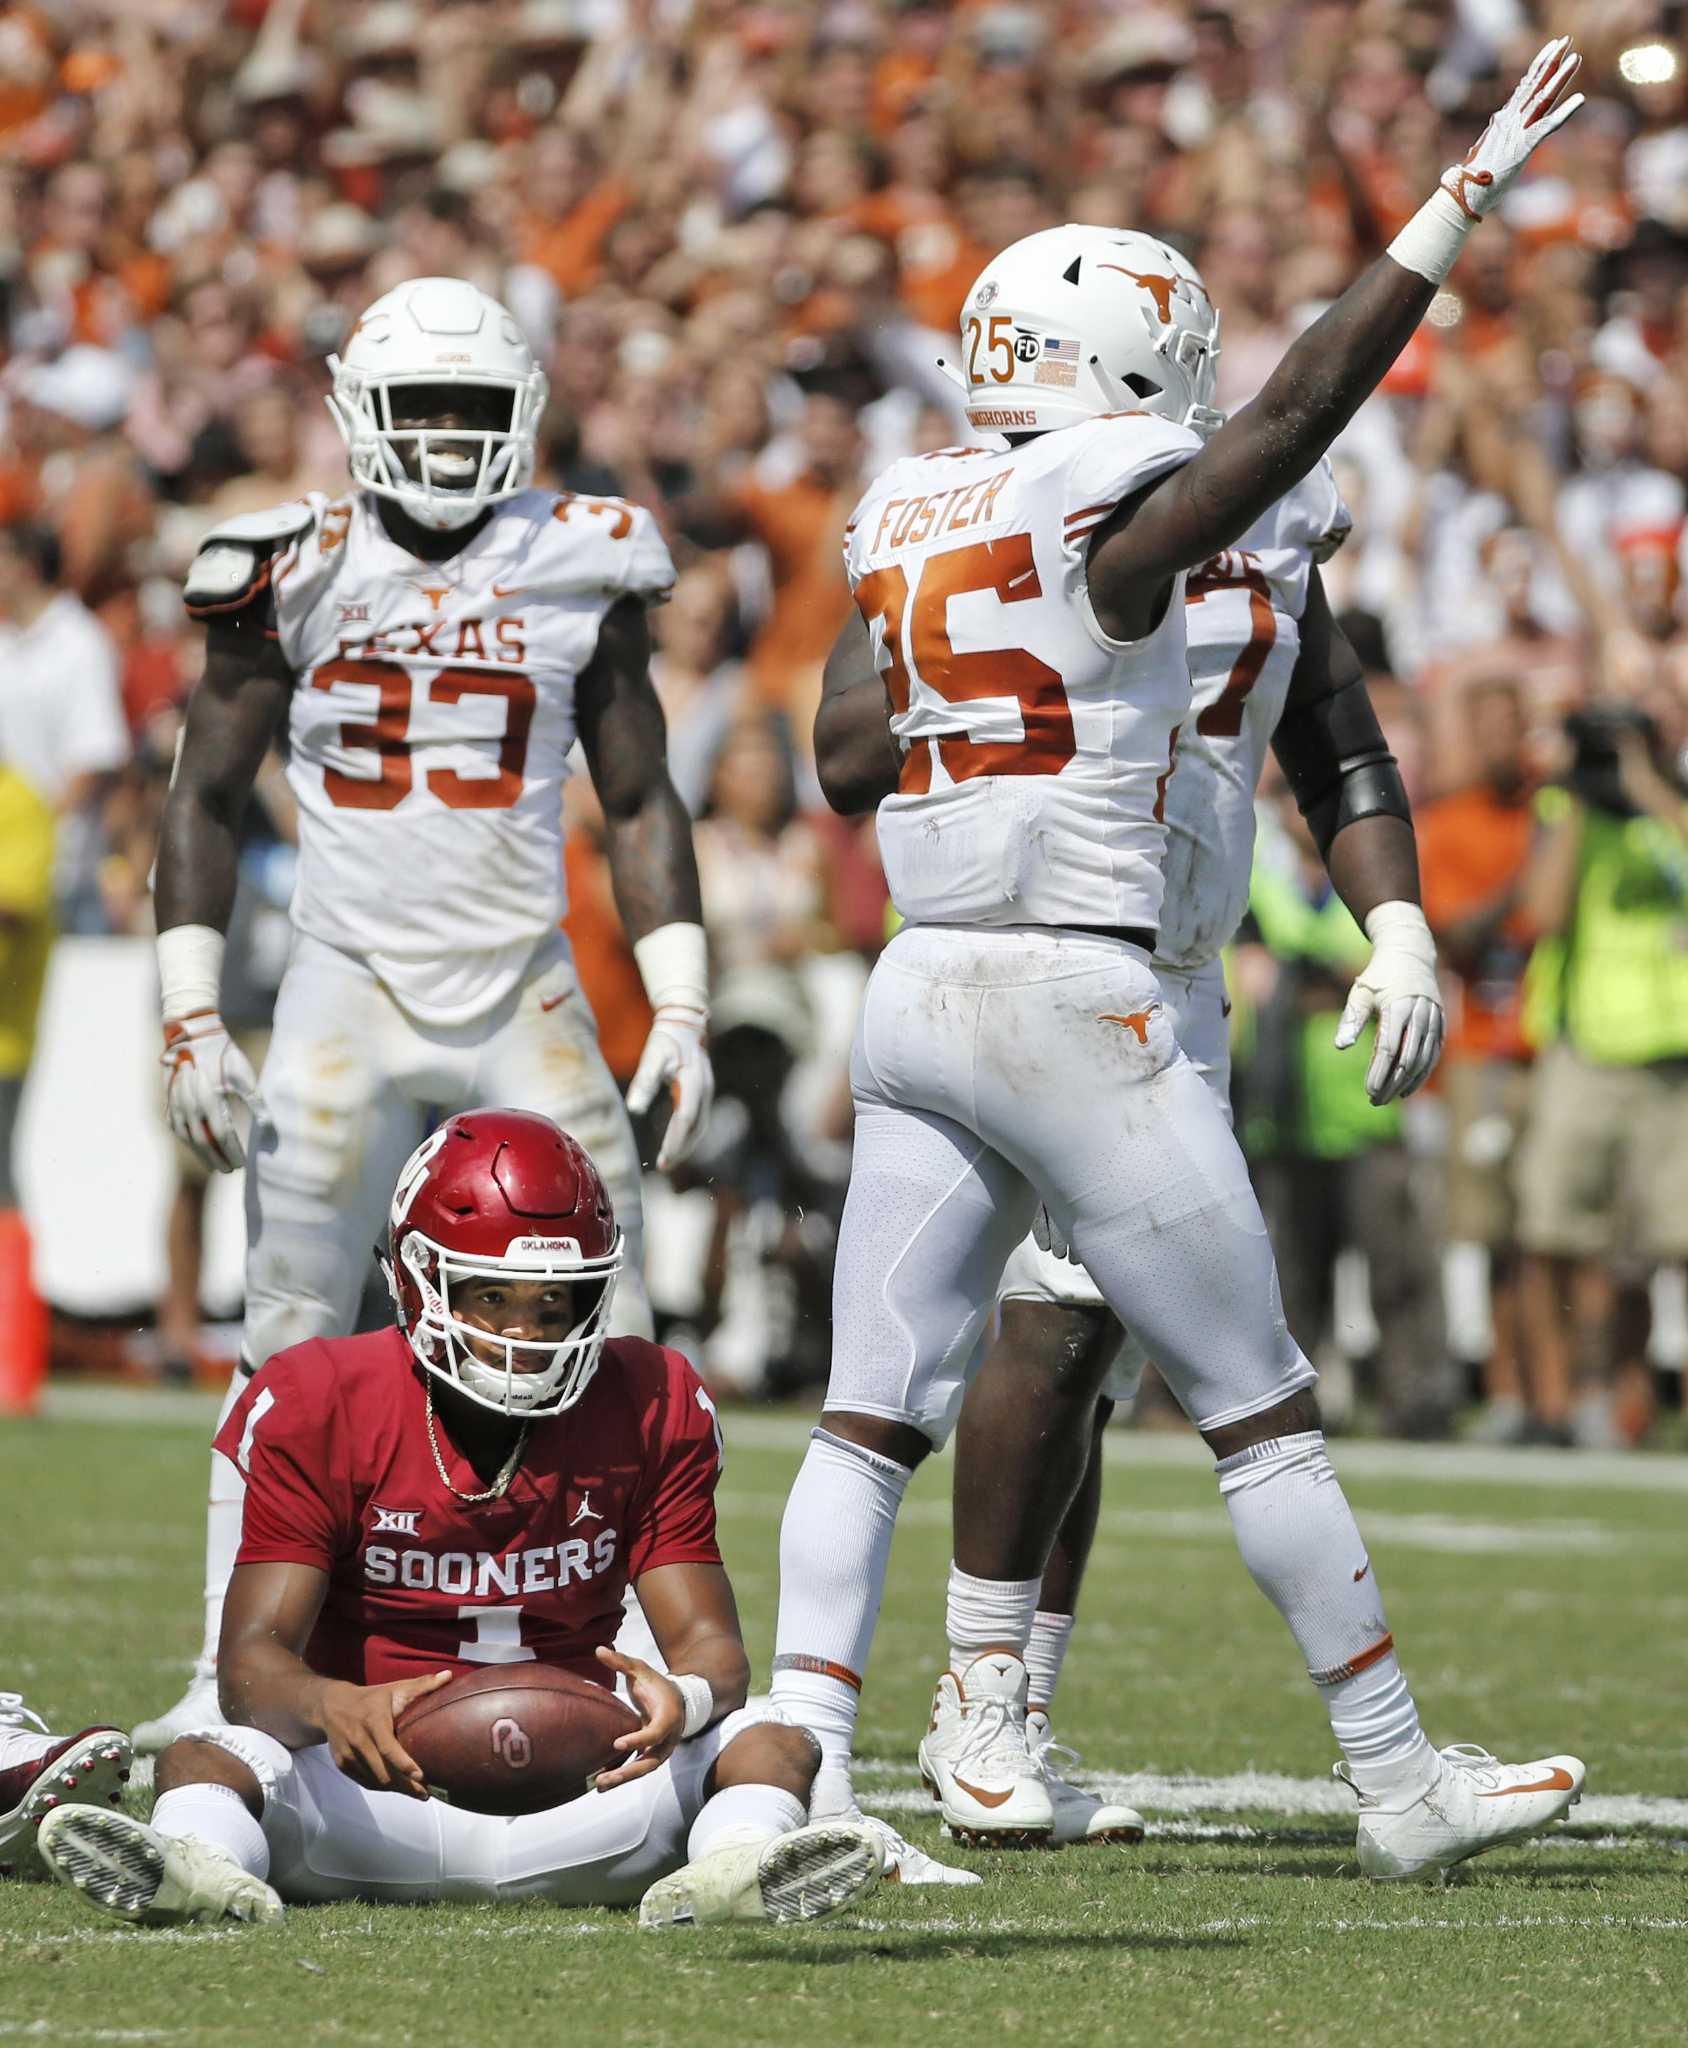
[957,224,1223,440]
[326,278,548,533]
[385,1111,624,1419]
[396,1227,620,1417]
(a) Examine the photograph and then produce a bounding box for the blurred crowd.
[2,0,1686,1445]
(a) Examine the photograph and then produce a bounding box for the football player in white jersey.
[137,278,713,1751]
[933,461,1437,1852]
[767,41,1587,1886]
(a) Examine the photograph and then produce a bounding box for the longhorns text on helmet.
[326,276,549,533]
[955,225,1224,440]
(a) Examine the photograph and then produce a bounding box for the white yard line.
[852,1761,1688,1833]
[37,1387,1688,1493]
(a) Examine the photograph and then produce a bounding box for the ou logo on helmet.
[490,1716,533,1769]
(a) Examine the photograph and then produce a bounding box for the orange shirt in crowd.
[847,190,990,335]
[520,176,632,296]
[1417,783,1537,1064]
[728,471,856,711]
[560,830,652,1087]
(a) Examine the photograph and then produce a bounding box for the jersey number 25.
[856,533,1075,793]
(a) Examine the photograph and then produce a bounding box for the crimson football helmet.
[385,1110,622,1417]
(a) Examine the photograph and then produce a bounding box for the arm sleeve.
[625,1349,724,1580]
[213,1352,346,1571]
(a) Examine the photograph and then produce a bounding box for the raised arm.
[576,595,714,1169]
[1271,570,1443,1104]
[1088,38,1583,640]
[155,609,292,1172]
[813,608,901,817]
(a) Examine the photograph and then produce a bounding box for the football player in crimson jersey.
[38,1113,883,1931]
[768,41,1587,1885]
[138,277,714,1754]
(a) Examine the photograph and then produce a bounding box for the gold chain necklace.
[425,1387,530,1503]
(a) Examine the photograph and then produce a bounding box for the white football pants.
[243,927,651,1372]
[190,1709,775,1905]
[994,953,1233,1407]
[831,925,1310,1442]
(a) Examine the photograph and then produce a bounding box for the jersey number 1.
[856,533,1075,793]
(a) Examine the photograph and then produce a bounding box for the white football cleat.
[0,1699,132,1882]
[1026,1713,1145,1847]
[638,1821,883,1929]
[38,1805,283,1926]
[131,1668,226,1756]
[1340,1743,1585,1881]
[855,1811,982,1886]
[918,1653,1054,1848]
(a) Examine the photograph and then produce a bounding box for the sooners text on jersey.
[1156,459,1352,968]
[214,1327,723,1687]
[843,412,1202,934]
[256,489,672,1027]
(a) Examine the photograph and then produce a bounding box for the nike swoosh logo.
[491,583,525,598]
[1477,1767,1577,1798]
[1353,1561,1370,1582]
[951,1777,1015,1809]
[539,990,574,1013]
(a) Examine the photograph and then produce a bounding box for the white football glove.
[1441,35,1584,220]
[161,1010,260,1173]
[626,1004,714,1172]
[1333,902,1446,1107]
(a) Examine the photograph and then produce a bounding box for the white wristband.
[633,921,709,1017]
[673,1672,714,1740]
[157,923,226,1021]
[1363,900,1436,960]
[1385,187,1475,286]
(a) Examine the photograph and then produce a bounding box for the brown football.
[395,1665,641,1816]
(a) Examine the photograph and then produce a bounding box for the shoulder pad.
[184,503,315,620]
[198,502,317,549]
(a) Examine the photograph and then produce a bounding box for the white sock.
[150,1783,270,1880]
[944,1561,1041,1672]
[1216,1432,1431,1793]
[1024,1610,1076,1715]
[687,1783,806,1862]
[769,1429,912,1810]
[199,1377,249,1674]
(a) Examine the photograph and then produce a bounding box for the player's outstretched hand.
[318,1670,452,1800]
[627,1004,714,1172]
[161,1010,261,1173]
[1334,903,1446,1106]
[1442,35,1584,221]
[591,1646,685,1788]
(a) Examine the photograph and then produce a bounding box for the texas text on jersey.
[184,487,675,1029]
[215,1325,724,1687]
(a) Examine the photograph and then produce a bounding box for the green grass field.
[4,1389,1686,2047]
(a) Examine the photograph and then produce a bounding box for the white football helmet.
[326,276,548,532]
[956,225,1222,439]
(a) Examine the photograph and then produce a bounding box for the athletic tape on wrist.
[673,1672,715,1740]
[633,922,709,1017]
[157,923,226,1021]
[1363,900,1436,959]
[1385,187,1474,285]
